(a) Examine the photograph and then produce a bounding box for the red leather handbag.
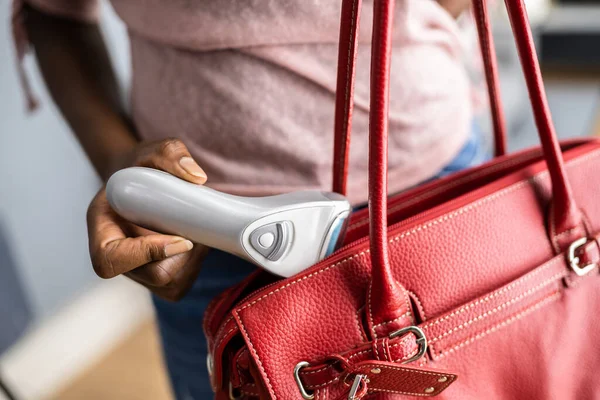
[204,0,600,398]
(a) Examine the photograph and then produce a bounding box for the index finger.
[87,189,193,278]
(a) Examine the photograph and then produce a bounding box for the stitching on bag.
[214,317,237,354]
[204,291,239,340]
[304,341,406,378]
[554,226,580,239]
[373,311,412,328]
[552,223,582,253]
[236,317,277,399]
[367,284,377,338]
[355,306,368,341]
[373,336,380,360]
[355,365,454,396]
[404,286,413,326]
[382,338,390,361]
[366,388,434,397]
[429,272,564,344]
[298,264,566,381]
[235,149,600,388]
[214,326,237,359]
[301,336,416,377]
[357,364,450,378]
[303,364,332,376]
[347,152,536,230]
[421,256,562,330]
[308,375,341,389]
[238,150,573,314]
[236,149,600,316]
[238,252,368,312]
[240,386,259,397]
[408,290,428,322]
[214,315,234,343]
[368,283,415,342]
[348,348,371,361]
[437,290,562,359]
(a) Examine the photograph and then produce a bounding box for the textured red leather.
[472,0,507,157]
[345,361,457,397]
[332,0,362,196]
[204,0,600,398]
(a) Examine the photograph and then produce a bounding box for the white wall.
[0,1,130,318]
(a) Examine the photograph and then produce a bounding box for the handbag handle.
[332,0,509,195]
[334,0,583,333]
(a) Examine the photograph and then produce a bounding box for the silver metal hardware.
[348,374,368,400]
[294,361,315,400]
[438,376,448,383]
[389,326,428,364]
[229,382,242,400]
[568,237,597,276]
[370,368,381,374]
[206,354,214,376]
[424,387,435,394]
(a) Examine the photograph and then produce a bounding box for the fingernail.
[179,157,207,180]
[164,240,193,257]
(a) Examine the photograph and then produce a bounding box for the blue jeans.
[153,126,490,399]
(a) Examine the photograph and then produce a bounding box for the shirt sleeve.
[11,0,101,111]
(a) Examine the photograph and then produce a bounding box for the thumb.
[138,138,208,185]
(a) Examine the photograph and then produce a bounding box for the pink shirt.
[14,0,478,204]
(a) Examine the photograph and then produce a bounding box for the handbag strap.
[503,0,581,238]
[337,0,583,333]
[366,0,409,334]
[472,0,507,157]
[332,0,362,195]
[331,0,509,195]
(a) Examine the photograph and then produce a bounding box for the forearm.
[24,5,137,181]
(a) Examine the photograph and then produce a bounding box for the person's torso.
[112,0,476,203]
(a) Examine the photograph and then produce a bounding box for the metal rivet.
[438,376,448,383]
[370,368,381,374]
[424,387,435,394]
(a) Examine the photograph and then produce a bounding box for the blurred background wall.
[0,0,129,320]
[0,2,160,399]
[0,0,599,399]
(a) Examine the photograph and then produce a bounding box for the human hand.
[87,138,210,301]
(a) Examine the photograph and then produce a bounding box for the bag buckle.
[294,361,315,400]
[347,374,368,400]
[568,237,598,277]
[389,326,428,364]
